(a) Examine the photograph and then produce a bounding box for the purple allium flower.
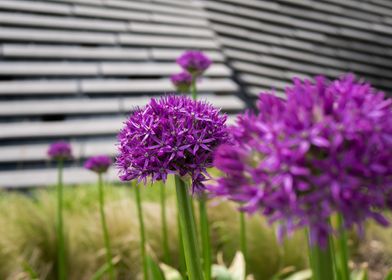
[84,155,112,174]
[176,50,212,76]
[116,95,228,191]
[171,71,192,92]
[47,140,72,161]
[209,74,392,246]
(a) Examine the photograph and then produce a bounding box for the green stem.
[56,159,66,280]
[175,176,203,280]
[98,174,115,280]
[239,211,247,263]
[160,182,171,264]
[191,76,197,100]
[307,230,336,280]
[135,184,148,280]
[336,215,350,280]
[177,212,187,278]
[199,195,211,280]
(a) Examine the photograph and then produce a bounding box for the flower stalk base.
[175,175,203,280]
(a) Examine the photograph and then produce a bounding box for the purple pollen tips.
[176,50,212,77]
[116,95,228,191]
[209,74,392,246]
[171,71,193,93]
[84,155,112,174]
[47,140,72,161]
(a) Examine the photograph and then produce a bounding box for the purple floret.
[47,140,72,161]
[116,95,228,191]
[176,50,212,76]
[209,74,392,246]
[171,71,193,92]
[84,155,112,174]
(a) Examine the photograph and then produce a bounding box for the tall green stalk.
[98,174,115,280]
[175,175,203,280]
[177,213,187,277]
[190,73,211,280]
[191,76,197,100]
[239,211,247,262]
[135,184,148,280]
[335,215,350,280]
[307,230,336,280]
[160,182,171,264]
[56,159,66,280]
[199,195,212,280]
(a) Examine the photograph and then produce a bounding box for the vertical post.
[335,215,350,280]
[199,195,212,280]
[175,175,203,280]
[56,159,66,280]
[160,182,171,264]
[135,184,148,280]
[239,211,247,264]
[98,173,115,280]
[307,230,336,280]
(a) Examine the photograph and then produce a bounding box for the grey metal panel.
[0,167,119,188]
[0,62,230,77]
[218,0,280,11]
[118,34,218,49]
[0,0,71,15]
[0,140,115,164]
[72,4,150,21]
[240,74,288,90]
[81,78,238,93]
[151,13,209,27]
[150,49,225,62]
[0,12,128,32]
[0,117,124,139]
[0,80,79,95]
[0,27,117,44]
[0,62,99,76]
[52,0,104,5]
[102,0,206,18]
[100,63,231,76]
[0,94,242,119]
[232,61,287,79]
[129,22,214,37]
[246,86,285,98]
[2,44,150,60]
[218,36,270,54]
[0,98,123,116]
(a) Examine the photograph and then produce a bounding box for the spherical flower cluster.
[47,141,72,161]
[176,50,212,77]
[170,71,192,92]
[84,155,112,174]
[116,95,228,191]
[210,74,392,246]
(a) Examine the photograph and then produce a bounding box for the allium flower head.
[171,71,192,92]
[210,74,392,246]
[176,50,212,76]
[85,155,112,174]
[47,140,72,161]
[117,95,228,191]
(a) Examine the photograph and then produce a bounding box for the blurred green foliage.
[0,178,390,280]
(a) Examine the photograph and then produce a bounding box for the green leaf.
[350,268,368,280]
[22,261,39,280]
[283,269,312,280]
[91,263,111,280]
[159,263,183,280]
[90,256,119,280]
[385,271,392,280]
[228,252,246,280]
[146,256,164,280]
[212,264,233,280]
